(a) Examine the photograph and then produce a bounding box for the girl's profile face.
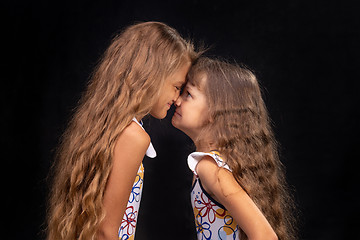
[150,62,190,119]
[171,74,210,139]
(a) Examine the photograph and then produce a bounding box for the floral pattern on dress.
[194,191,226,223]
[119,206,137,239]
[194,210,212,240]
[118,163,144,240]
[128,164,144,204]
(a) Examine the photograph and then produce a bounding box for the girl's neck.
[134,114,145,123]
[195,140,216,153]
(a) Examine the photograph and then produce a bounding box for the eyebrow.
[185,84,200,94]
[188,80,201,90]
[175,79,186,86]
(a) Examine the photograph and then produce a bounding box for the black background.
[3,0,359,239]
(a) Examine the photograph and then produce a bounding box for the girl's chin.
[171,117,177,125]
[150,109,168,119]
[171,117,181,128]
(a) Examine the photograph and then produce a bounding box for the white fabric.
[187,151,231,176]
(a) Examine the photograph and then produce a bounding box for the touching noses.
[174,95,182,107]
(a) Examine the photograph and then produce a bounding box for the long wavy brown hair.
[189,57,297,240]
[47,21,197,240]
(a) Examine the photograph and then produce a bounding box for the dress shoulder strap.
[187,151,231,176]
[132,117,145,130]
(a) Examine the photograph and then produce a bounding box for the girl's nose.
[173,90,181,102]
[174,96,182,107]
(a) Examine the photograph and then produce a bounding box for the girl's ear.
[207,108,214,123]
[208,115,214,123]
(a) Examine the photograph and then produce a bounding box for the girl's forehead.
[187,72,207,90]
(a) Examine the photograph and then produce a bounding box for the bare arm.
[98,122,150,240]
[196,156,278,240]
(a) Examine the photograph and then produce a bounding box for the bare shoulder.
[197,155,244,198]
[196,156,224,192]
[196,156,219,177]
[196,155,233,178]
[117,121,150,149]
[113,121,150,166]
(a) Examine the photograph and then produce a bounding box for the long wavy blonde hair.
[189,58,297,240]
[47,21,197,240]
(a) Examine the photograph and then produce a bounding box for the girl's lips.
[174,111,182,117]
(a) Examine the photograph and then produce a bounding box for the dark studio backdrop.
[3,0,359,239]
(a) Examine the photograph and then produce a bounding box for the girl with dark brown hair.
[172,57,296,240]
[47,21,198,240]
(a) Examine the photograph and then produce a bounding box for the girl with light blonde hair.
[47,21,198,240]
